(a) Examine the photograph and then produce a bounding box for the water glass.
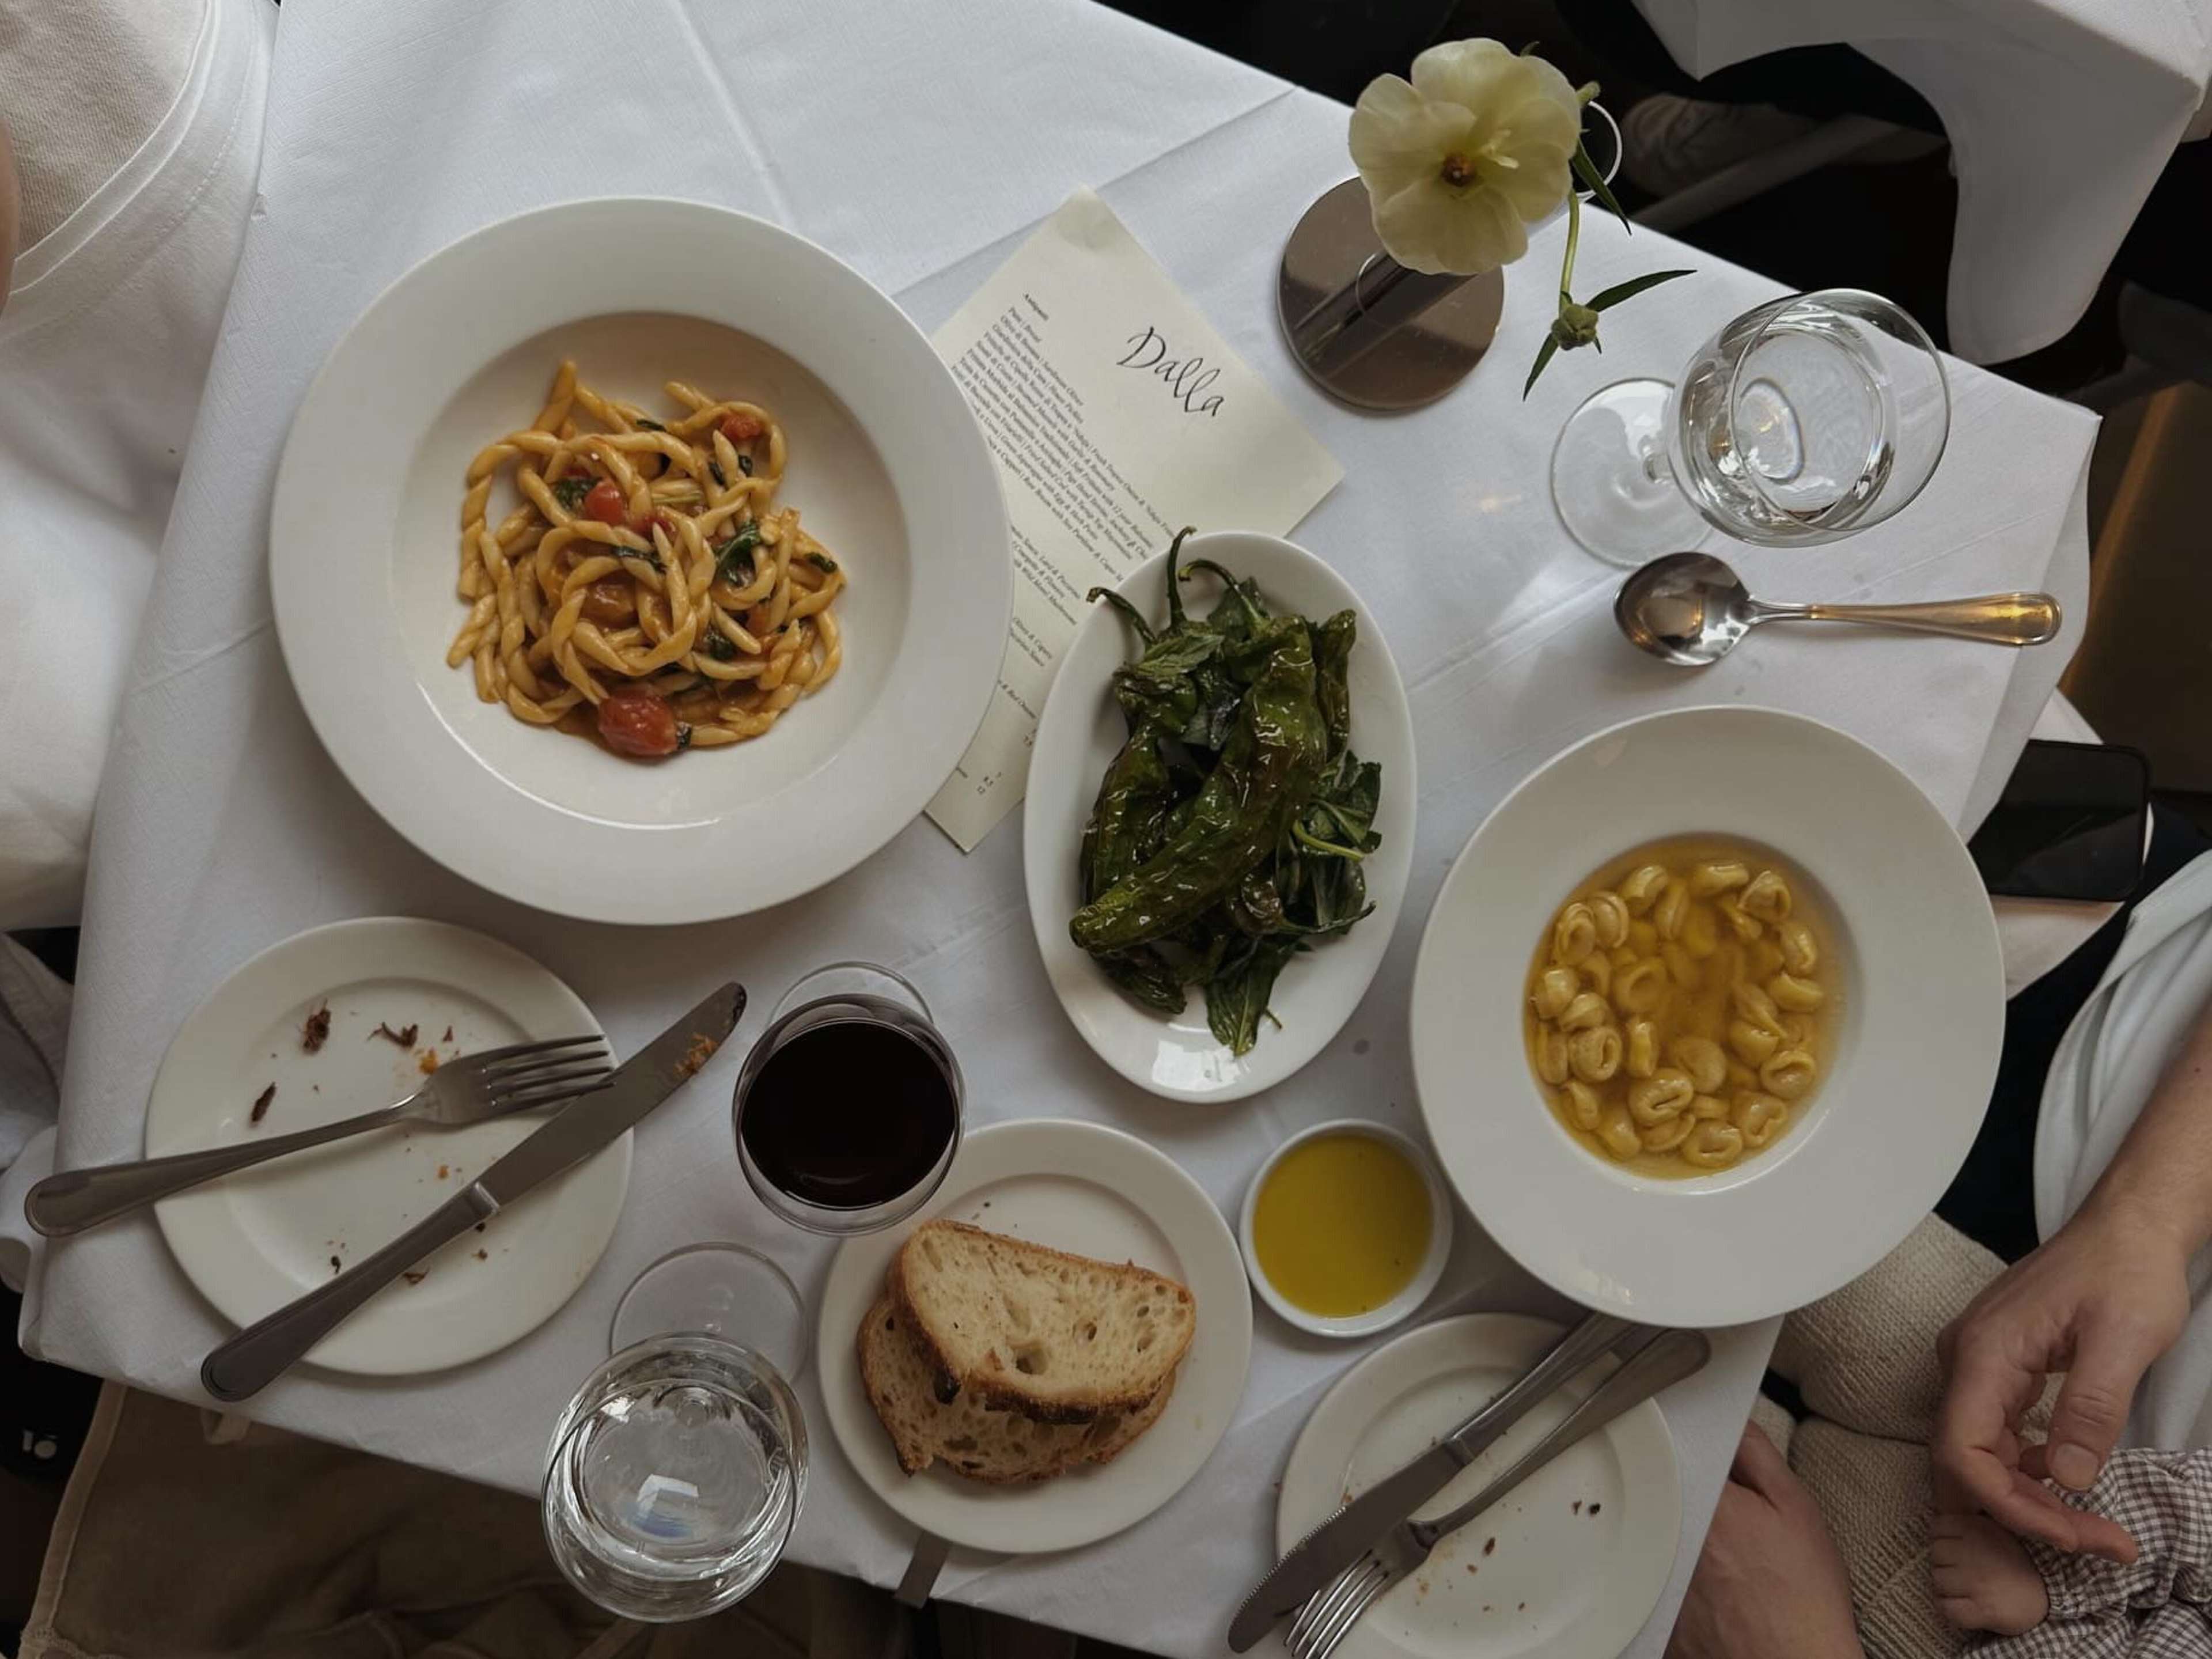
[543,1333,807,1623]
[1550,287,1950,566]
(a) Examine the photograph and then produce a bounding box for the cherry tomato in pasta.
[596,686,680,758]
[581,480,627,525]
[719,411,765,445]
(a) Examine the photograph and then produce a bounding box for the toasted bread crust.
[889,1220,1196,1423]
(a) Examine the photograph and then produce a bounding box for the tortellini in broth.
[1525,840,1838,1176]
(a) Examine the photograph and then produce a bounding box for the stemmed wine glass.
[1548,287,1951,567]
[541,962,963,1622]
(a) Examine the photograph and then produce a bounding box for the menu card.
[925,190,1343,851]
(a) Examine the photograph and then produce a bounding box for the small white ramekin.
[1237,1118,1453,1339]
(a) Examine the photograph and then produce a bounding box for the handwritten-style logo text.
[1118,327,1225,416]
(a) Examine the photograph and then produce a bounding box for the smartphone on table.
[1968,739,2150,902]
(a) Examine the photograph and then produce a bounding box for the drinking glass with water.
[1550,287,1950,567]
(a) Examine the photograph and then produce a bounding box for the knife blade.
[1396,1327,1709,1557]
[199,982,745,1403]
[1226,1309,1635,1651]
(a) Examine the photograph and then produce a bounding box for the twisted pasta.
[445,360,847,759]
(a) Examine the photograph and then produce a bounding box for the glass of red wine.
[733,961,963,1236]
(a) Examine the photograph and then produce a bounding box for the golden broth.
[1252,1132,1431,1317]
[1522,836,1840,1178]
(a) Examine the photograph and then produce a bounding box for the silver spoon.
[1615,552,2063,667]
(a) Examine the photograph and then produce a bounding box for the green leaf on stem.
[1522,334,1560,398]
[1571,145,1633,233]
[1587,269,1696,312]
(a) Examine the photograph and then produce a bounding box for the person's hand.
[1933,1202,2193,1562]
[1664,1423,1864,1659]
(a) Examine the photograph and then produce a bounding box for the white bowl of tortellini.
[1408,706,2003,1328]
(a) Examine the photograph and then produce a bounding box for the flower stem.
[1558,188,1582,308]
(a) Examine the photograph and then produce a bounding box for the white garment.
[2036,850,2212,1448]
[0,0,271,928]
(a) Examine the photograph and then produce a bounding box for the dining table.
[2,0,2105,1654]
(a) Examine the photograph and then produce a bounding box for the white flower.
[1349,40,1582,276]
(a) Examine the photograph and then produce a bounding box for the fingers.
[1728,1421,1791,1501]
[2045,1313,2158,1493]
[1931,1338,2041,1521]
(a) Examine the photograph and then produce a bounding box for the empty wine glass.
[542,1247,809,1622]
[1549,288,1950,567]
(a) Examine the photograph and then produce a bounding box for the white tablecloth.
[1629,0,2212,365]
[16,1,2099,1653]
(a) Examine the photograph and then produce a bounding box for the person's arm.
[1935,1001,2212,1560]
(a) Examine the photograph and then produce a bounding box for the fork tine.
[486,1062,612,1099]
[464,1035,609,1070]
[1316,1562,1394,1659]
[1290,1558,1368,1654]
[494,1077,613,1112]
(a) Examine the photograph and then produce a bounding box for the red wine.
[739,1017,957,1210]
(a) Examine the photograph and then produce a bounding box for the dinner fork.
[1286,1327,1713,1659]
[24,1035,612,1237]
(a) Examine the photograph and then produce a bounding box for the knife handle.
[1410,1327,1711,1549]
[200,1184,495,1401]
[1441,1309,1634,1467]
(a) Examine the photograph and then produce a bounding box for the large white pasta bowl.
[271,198,1008,923]
[1410,705,2003,1327]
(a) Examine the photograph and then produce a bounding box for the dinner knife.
[1378,1327,1711,1574]
[1226,1309,1635,1651]
[199,982,745,1403]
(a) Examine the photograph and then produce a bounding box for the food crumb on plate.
[418,1049,440,1074]
[328,1255,340,1273]
[436,1164,449,1179]
[302,1003,331,1052]
[250,1084,276,1125]
[1483,1537,1496,1556]
[1588,1503,1601,1515]
[442,1025,454,1043]
[370,1021,419,1047]
[402,1270,427,1285]
[1465,1565,1478,1575]
[1572,1499,1582,1514]
[474,1248,488,1261]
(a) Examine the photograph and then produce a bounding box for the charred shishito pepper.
[1067,528,1382,1054]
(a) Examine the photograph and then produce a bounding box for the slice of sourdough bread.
[857,1294,1173,1481]
[889,1220,1195,1423]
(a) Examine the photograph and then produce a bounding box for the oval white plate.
[271,198,1009,925]
[1279,1314,1679,1659]
[147,917,626,1375]
[1411,706,2005,1327]
[816,1118,1253,1554]
[1022,532,1416,1102]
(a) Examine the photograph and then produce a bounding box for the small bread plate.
[1278,1314,1680,1659]
[1023,531,1416,1103]
[271,197,1009,924]
[1411,705,2003,1328]
[146,917,624,1376]
[817,1117,1253,1554]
